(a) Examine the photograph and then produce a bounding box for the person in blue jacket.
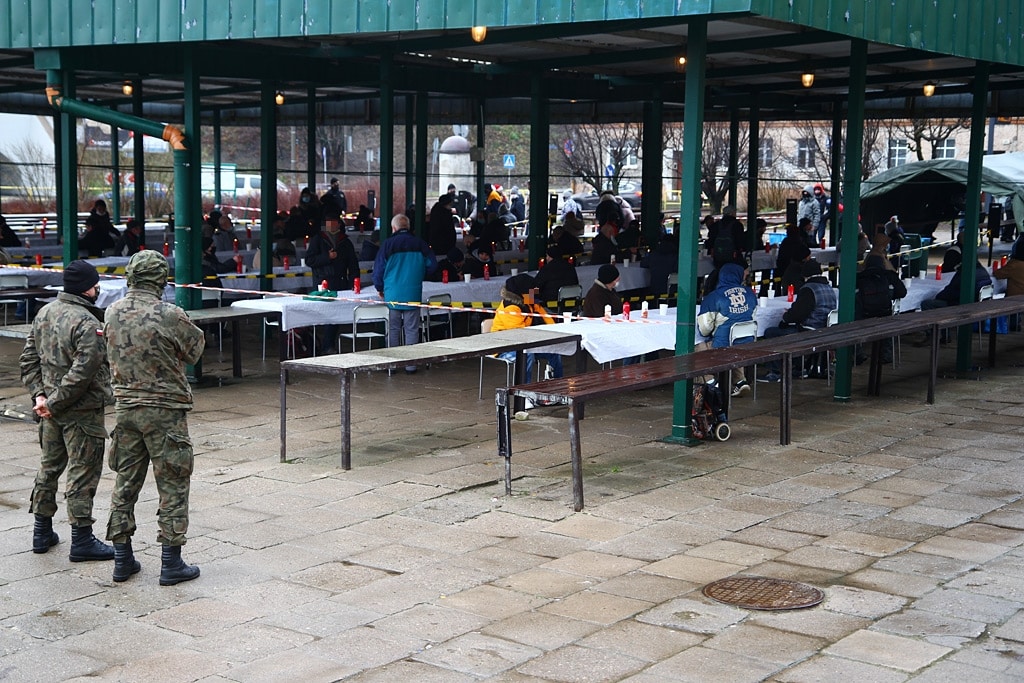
[697,262,756,397]
[373,214,437,373]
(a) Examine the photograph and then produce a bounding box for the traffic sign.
[605,164,614,177]
[503,154,516,169]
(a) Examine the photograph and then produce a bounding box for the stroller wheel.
[714,422,731,441]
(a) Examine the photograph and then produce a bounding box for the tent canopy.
[860,157,1024,238]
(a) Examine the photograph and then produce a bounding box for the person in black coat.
[428,194,458,255]
[641,234,679,297]
[305,210,360,291]
[533,245,580,305]
[0,214,20,247]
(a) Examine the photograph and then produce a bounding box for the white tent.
[860,157,1024,236]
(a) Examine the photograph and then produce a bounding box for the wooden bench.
[280,327,581,468]
[499,297,1024,510]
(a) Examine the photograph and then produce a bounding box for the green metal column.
[829,108,843,246]
[528,74,549,267]
[833,40,869,401]
[132,80,145,223]
[957,63,991,371]
[213,109,222,206]
[53,112,63,239]
[260,84,278,290]
[404,94,415,234]
[110,124,121,223]
[59,71,79,263]
[667,19,707,444]
[641,94,664,247]
[746,106,760,252]
[307,88,317,191]
[415,92,428,239]
[727,108,739,210]
[476,99,486,210]
[178,49,202,311]
[379,55,395,235]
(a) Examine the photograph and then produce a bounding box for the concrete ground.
[3,303,1024,681]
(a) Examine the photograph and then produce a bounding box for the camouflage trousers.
[105,406,193,547]
[30,409,106,526]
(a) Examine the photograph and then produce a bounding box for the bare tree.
[555,120,642,194]
[2,138,55,211]
[898,117,970,160]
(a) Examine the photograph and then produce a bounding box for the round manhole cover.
[702,576,824,610]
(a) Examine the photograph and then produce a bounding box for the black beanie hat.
[801,259,823,278]
[447,247,464,263]
[64,260,100,295]
[505,273,536,296]
[598,264,620,285]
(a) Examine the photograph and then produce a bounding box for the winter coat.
[698,263,756,348]
[372,229,436,310]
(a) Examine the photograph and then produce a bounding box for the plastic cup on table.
[623,259,629,268]
[511,268,518,275]
[562,312,572,324]
[35,253,42,266]
[759,296,768,308]
[659,303,668,316]
[464,274,472,283]
[767,289,775,298]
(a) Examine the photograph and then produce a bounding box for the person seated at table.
[759,259,837,382]
[490,273,563,385]
[595,191,624,229]
[550,221,585,257]
[861,230,898,273]
[84,200,121,254]
[212,214,239,253]
[533,245,579,306]
[854,254,907,364]
[617,219,642,260]
[799,217,818,249]
[744,218,768,252]
[590,220,623,266]
[941,228,965,274]
[994,235,1024,296]
[113,219,145,256]
[430,247,465,283]
[78,220,117,258]
[272,237,297,267]
[359,230,381,261]
[775,221,808,295]
[913,259,993,346]
[463,242,499,279]
[200,237,236,301]
[779,241,812,294]
[0,214,20,247]
[582,264,622,317]
[697,262,756,397]
[641,233,679,298]
[307,208,360,292]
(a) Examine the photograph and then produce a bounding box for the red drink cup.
[353,277,361,293]
[936,264,942,280]
[442,270,449,284]
[35,253,43,266]
[787,284,794,302]
[283,255,290,270]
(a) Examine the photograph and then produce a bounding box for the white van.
[235,174,288,197]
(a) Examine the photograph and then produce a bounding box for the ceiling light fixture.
[470,26,487,43]
[801,72,815,88]
[674,56,687,72]
[274,91,285,106]
[923,81,936,97]
[122,81,133,96]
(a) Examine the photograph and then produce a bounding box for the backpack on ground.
[855,269,892,319]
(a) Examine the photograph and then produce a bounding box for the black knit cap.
[505,273,536,295]
[598,264,620,285]
[64,260,100,295]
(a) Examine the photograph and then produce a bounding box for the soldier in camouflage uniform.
[103,251,206,585]
[19,260,115,561]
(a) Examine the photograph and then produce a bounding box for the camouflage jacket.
[103,288,205,410]
[20,291,113,415]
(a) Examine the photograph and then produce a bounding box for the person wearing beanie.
[20,259,114,562]
[103,250,206,585]
[463,241,500,279]
[359,229,381,261]
[759,258,837,382]
[488,273,564,387]
[697,262,757,396]
[431,246,465,283]
[582,263,623,317]
[428,193,458,255]
[533,244,580,305]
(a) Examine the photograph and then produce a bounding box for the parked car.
[572,182,642,211]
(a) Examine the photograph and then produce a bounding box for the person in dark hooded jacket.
[533,245,579,305]
[641,234,679,297]
[463,242,500,279]
[697,262,756,396]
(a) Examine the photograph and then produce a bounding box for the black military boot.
[32,514,59,554]
[159,545,200,586]
[69,525,115,562]
[112,540,142,582]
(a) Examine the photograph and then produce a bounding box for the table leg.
[568,399,584,512]
[780,354,792,445]
[280,366,288,463]
[341,371,352,470]
[989,319,998,367]
[927,324,938,404]
[496,388,512,495]
[231,320,242,377]
[278,314,288,361]
[513,348,526,413]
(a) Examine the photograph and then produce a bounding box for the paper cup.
[562,312,572,323]
[511,268,518,275]
[464,274,472,283]
[759,297,768,308]
[767,289,776,299]
[623,259,629,268]
[659,303,669,316]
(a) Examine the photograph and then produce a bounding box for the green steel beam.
[404,94,416,236]
[668,18,707,445]
[528,73,549,269]
[59,71,78,264]
[957,63,991,371]
[259,83,278,292]
[828,110,842,245]
[379,55,395,235]
[132,80,145,224]
[746,106,760,252]
[641,95,664,248]
[727,109,739,210]
[415,92,428,240]
[307,87,317,192]
[179,49,202,311]
[833,40,868,401]
[110,123,121,223]
[212,109,222,203]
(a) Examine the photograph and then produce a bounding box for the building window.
[609,146,639,169]
[759,138,774,166]
[934,138,956,159]
[888,138,908,167]
[796,138,816,168]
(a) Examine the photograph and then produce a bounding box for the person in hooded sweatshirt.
[697,262,756,397]
[532,245,579,306]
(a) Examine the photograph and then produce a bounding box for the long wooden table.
[280,327,581,468]
[186,307,280,379]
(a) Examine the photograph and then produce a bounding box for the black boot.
[32,514,59,554]
[112,540,142,582]
[69,525,115,562]
[159,545,199,586]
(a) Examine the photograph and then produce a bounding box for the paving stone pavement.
[2,322,1024,682]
